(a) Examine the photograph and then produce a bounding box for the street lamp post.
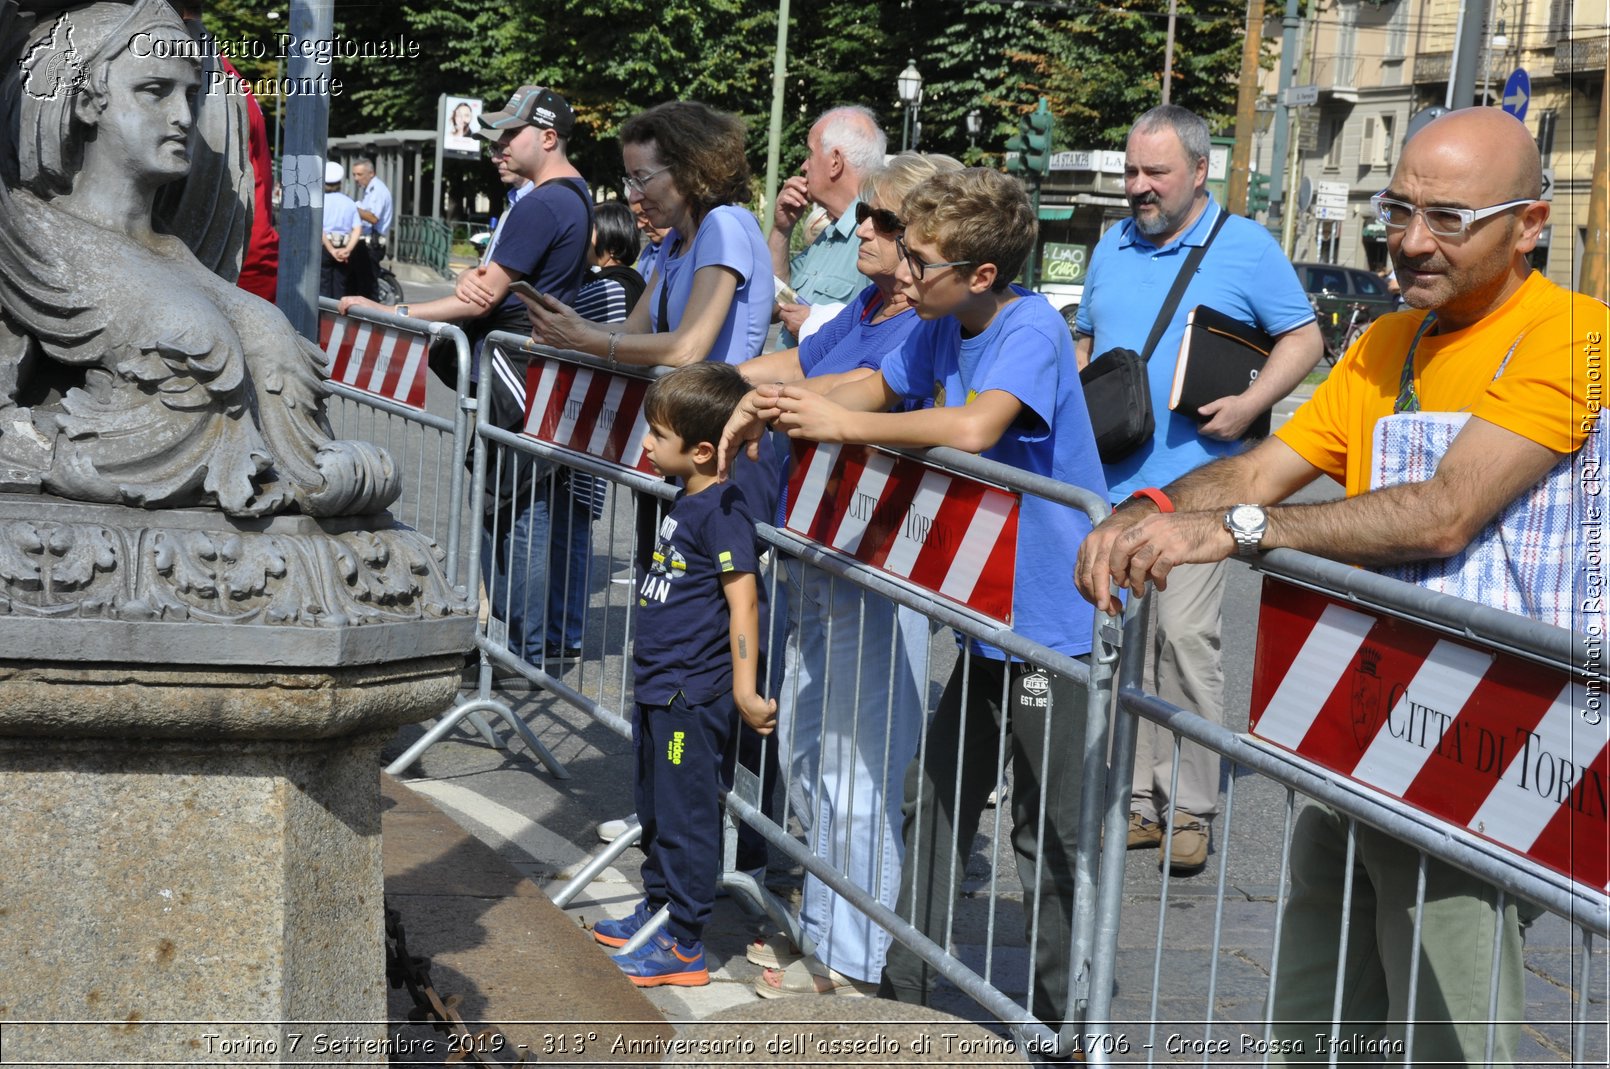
[966,108,982,153]
[897,60,922,151]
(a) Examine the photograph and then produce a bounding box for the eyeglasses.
[624,165,672,195]
[896,234,975,280]
[854,201,903,234]
[1370,191,1536,238]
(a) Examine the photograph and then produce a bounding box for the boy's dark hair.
[643,362,749,450]
[901,168,1037,291]
[593,200,641,265]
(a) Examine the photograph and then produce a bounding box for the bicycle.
[1311,290,1374,366]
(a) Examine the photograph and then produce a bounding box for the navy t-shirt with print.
[633,483,759,705]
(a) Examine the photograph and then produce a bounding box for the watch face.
[1230,504,1263,530]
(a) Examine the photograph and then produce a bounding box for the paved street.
[363,273,1605,1064]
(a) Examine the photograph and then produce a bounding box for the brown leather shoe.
[1127,812,1163,849]
[1160,818,1209,873]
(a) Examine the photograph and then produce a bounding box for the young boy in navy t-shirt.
[592,361,778,987]
[732,168,1106,1033]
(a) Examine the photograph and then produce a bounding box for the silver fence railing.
[316,298,475,589]
[327,320,1606,1064]
[1084,548,1607,1067]
[429,333,1120,1057]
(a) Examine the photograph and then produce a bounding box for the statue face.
[85,36,201,183]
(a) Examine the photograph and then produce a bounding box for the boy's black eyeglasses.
[896,234,975,280]
[854,201,903,234]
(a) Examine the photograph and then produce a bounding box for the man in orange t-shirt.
[1075,108,1603,1062]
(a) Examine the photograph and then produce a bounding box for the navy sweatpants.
[634,693,737,946]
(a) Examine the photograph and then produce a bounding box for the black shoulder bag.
[1079,210,1228,463]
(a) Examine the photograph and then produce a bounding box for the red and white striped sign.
[318,311,431,409]
[1250,578,1608,893]
[784,441,1019,624]
[521,353,656,475]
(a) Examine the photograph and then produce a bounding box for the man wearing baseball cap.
[341,86,594,676]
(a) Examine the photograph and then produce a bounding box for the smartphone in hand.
[507,280,547,304]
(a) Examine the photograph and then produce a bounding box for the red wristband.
[1129,487,1174,514]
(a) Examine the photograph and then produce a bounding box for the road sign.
[1316,180,1349,197]
[1502,69,1531,121]
[1283,85,1319,107]
[1315,193,1348,211]
[1540,167,1555,201]
[1313,205,1347,221]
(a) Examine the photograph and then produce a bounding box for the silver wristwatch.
[1224,503,1268,556]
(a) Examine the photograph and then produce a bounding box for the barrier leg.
[550,822,644,908]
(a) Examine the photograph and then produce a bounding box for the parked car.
[1294,261,1397,316]
[1294,261,1398,364]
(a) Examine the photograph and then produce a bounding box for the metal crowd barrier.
[315,302,540,762]
[325,317,1605,1064]
[396,332,1120,1056]
[1082,548,1608,1067]
[317,298,474,587]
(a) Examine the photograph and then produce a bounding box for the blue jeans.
[546,471,597,650]
[777,560,930,983]
[482,472,592,664]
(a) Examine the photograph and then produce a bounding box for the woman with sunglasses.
[730,153,966,999]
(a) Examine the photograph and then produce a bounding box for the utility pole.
[762,0,790,238]
[1161,0,1179,104]
[1227,0,1265,215]
[1445,0,1492,109]
[1267,0,1303,236]
[1281,1,1317,257]
[1582,69,1609,302]
[275,0,332,342]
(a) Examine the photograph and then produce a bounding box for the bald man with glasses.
[1076,107,1605,1064]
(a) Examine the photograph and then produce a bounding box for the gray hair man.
[769,105,887,346]
[1074,103,1322,874]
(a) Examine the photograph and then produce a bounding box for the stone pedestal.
[0,501,475,1064]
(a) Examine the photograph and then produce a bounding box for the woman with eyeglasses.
[726,153,966,1000]
[509,100,771,368]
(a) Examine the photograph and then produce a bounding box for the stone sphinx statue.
[0,0,467,631]
[0,0,398,519]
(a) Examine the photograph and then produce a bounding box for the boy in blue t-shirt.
[592,361,778,987]
[732,168,1106,1032]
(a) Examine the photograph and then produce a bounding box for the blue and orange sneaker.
[610,931,709,987]
[592,900,653,948]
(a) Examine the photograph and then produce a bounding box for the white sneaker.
[596,814,637,843]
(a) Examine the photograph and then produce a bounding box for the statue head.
[5,0,197,197]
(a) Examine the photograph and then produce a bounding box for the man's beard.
[1131,193,1180,236]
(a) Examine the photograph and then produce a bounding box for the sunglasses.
[854,201,903,234]
[896,234,975,281]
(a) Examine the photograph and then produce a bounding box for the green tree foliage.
[195,0,1266,214]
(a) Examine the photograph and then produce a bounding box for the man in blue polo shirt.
[1074,104,1321,873]
[769,106,885,347]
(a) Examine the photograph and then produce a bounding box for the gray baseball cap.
[478,86,575,138]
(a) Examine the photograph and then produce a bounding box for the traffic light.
[1248,171,1271,215]
[1024,98,1054,177]
[1004,129,1028,176]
